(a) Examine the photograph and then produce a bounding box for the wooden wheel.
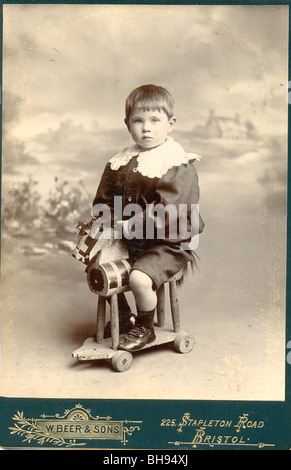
[174,333,195,354]
[111,350,133,372]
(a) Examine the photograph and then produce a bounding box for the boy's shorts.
[127,240,193,290]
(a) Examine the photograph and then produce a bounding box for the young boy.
[92,84,204,351]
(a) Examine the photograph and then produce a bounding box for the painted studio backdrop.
[0,4,288,400]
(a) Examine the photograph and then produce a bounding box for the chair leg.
[110,293,119,350]
[156,284,165,327]
[169,280,180,333]
[96,295,106,344]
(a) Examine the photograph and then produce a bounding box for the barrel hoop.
[108,262,122,289]
[117,259,132,286]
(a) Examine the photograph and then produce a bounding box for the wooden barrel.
[87,259,132,296]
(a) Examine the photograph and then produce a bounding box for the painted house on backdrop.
[193,110,255,140]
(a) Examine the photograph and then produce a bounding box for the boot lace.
[128,325,149,338]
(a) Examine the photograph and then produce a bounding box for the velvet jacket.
[92,137,204,247]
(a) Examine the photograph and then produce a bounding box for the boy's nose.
[142,121,151,132]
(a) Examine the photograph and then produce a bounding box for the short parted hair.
[125,84,174,125]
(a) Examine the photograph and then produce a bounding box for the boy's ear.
[124,118,129,130]
[168,116,176,133]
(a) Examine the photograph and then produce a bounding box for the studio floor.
[0,218,286,401]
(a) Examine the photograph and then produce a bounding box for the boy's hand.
[90,221,113,240]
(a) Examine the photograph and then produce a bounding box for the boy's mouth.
[142,136,153,140]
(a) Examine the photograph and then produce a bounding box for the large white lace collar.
[109,137,201,179]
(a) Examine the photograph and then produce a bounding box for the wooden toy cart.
[72,259,195,372]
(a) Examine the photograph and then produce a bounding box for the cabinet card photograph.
[0,1,289,451]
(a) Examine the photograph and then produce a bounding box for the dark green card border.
[0,0,290,451]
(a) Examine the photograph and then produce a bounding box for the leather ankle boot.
[118,309,156,351]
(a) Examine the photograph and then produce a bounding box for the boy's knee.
[129,270,153,293]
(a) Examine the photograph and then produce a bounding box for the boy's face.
[126,108,176,150]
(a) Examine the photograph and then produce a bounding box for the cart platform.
[72,325,195,371]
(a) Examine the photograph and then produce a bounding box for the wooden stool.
[86,259,185,351]
[72,260,194,372]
